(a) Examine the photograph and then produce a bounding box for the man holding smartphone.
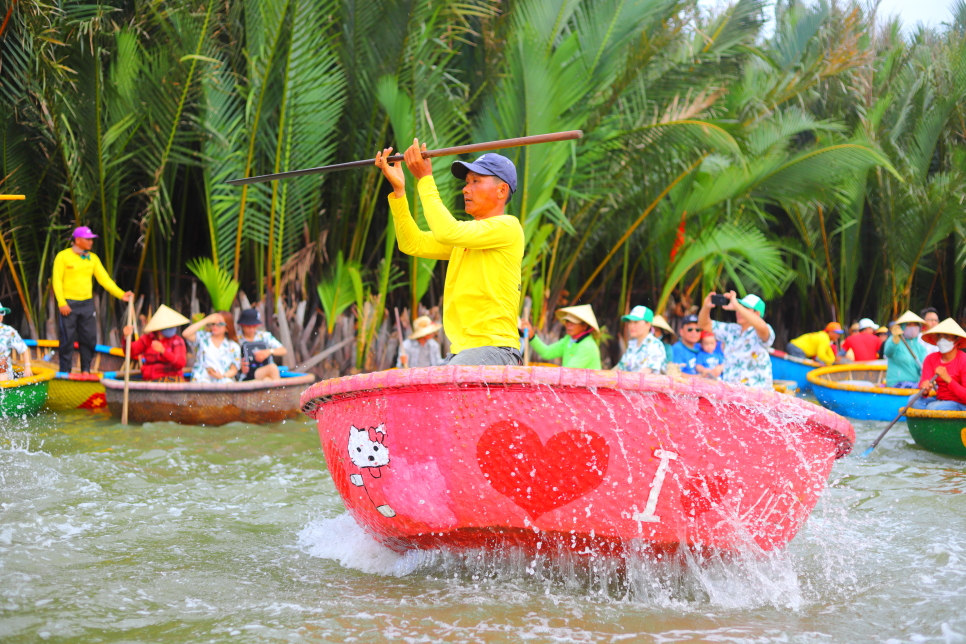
[698,291,775,389]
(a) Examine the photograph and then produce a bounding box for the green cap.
[737,294,765,316]
[622,305,654,323]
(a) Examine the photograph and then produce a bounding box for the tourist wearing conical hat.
[698,291,775,389]
[0,301,32,380]
[651,314,675,364]
[883,311,927,388]
[614,306,666,374]
[397,316,444,368]
[521,304,601,369]
[122,305,189,382]
[909,318,966,412]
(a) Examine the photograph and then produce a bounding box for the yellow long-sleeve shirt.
[52,248,126,307]
[789,330,836,365]
[388,176,524,354]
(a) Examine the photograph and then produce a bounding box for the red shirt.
[919,351,966,404]
[129,332,187,381]
[842,332,882,361]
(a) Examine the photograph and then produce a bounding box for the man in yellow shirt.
[786,321,843,365]
[52,226,133,373]
[376,139,524,365]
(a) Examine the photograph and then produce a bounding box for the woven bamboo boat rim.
[901,407,966,419]
[806,363,917,396]
[300,365,856,453]
[769,348,821,368]
[101,372,315,392]
[0,366,56,388]
[25,338,125,357]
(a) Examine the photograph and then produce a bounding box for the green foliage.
[316,253,362,334]
[186,257,240,311]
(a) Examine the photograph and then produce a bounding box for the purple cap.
[72,226,98,239]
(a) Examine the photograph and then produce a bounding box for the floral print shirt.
[712,320,775,389]
[0,324,28,370]
[189,330,241,384]
[615,335,667,374]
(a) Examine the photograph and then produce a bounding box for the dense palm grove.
[1,0,964,373]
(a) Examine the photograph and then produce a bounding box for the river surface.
[1,408,964,643]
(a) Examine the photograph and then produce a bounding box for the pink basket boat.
[300,366,855,556]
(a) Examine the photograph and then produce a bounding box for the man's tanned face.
[462,171,509,218]
[74,237,94,251]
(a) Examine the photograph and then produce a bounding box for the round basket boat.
[102,370,316,426]
[807,363,915,421]
[769,349,820,394]
[902,407,966,459]
[301,366,854,556]
[0,366,55,417]
[25,339,129,412]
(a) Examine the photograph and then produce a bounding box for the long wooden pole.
[121,299,134,425]
[522,297,532,366]
[226,131,583,186]
[394,307,407,369]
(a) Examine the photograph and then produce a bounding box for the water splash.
[297,512,806,610]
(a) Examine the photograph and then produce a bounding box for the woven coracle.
[102,373,316,426]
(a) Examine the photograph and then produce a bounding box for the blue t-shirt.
[696,344,725,372]
[671,341,700,375]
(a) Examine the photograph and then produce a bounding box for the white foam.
[297,513,413,576]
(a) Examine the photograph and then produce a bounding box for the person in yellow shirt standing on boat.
[375,139,524,366]
[52,226,133,374]
[786,322,844,365]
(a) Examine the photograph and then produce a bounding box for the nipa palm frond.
[187,257,240,312]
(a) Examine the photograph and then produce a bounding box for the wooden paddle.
[394,307,407,369]
[226,131,583,186]
[522,298,533,366]
[121,299,134,425]
[861,375,938,457]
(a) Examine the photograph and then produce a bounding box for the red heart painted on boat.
[477,420,609,520]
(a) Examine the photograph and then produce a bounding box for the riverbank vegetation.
[1,0,964,373]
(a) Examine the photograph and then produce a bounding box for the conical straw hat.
[555,305,600,338]
[652,314,675,335]
[409,316,442,340]
[895,310,925,325]
[143,304,190,333]
[921,318,966,346]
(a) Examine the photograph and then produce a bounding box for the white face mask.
[936,338,955,353]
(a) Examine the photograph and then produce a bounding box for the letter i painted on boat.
[632,449,678,523]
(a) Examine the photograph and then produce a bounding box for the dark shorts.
[443,346,522,366]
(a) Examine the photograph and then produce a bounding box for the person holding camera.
[698,291,775,390]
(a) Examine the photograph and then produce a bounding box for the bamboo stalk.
[226,131,584,186]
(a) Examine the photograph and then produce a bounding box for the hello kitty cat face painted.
[348,424,389,474]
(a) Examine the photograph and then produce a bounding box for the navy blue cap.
[451,153,517,202]
[681,314,699,325]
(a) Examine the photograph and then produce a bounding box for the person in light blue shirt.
[695,331,725,379]
[670,314,701,374]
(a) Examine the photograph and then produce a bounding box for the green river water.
[1,409,964,643]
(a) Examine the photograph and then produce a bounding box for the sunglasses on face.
[683,327,700,333]
[208,322,226,327]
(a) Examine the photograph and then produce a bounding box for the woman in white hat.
[0,302,32,380]
[909,318,966,411]
[397,316,444,368]
[521,304,601,369]
[122,304,189,382]
[883,311,927,388]
[615,305,666,374]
